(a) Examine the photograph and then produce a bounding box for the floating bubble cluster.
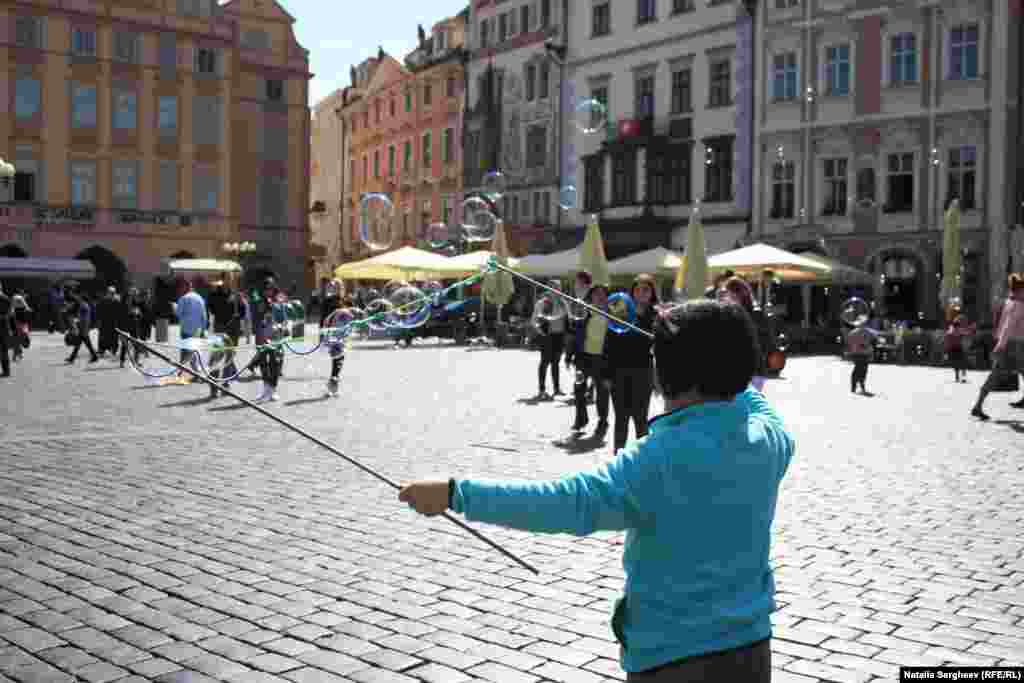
[359,193,396,251]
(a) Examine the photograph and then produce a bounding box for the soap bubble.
[383,280,408,298]
[535,292,568,324]
[775,332,789,353]
[461,196,498,242]
[365,299,394,332]
[388,285,431,329]
[482,170,507,200]
[607,293,638,335]
[359,193,396,251]
[427,223,450,249]
[840,297,871,327]
[574,98,608,135]
[558,185,578,211]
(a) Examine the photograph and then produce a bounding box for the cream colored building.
[310,88,346,281]
[753,0,1022,322]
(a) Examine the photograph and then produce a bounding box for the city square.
[0,330,1022,682]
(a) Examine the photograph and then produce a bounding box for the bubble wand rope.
[487,259,655,339]
[116,329,539,575]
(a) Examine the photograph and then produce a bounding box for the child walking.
[846,318,878,394]
[323,305,351,398]
[944,314,976,383]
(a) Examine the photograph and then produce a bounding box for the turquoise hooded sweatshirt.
[451,387,794,673]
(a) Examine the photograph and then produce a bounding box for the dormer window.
[436,30,447,52]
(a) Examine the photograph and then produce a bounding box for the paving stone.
[248,652,305,674]
[406,662,473,683]
[360,648,424,672]
[71,660,132,682]
[284,667,358,683]
[297,648,372,675]
[0,627,66,652]
[467,662,541,683]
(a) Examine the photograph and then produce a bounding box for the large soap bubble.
[574,98,609,136]
[461,196,498,242]
[607,293,638,335]
[359,193,396,251]
[388,285,432,329]
[559,185,578,212]
[840,297,871,327]
[427,223,450,249]
[482,170,507,200]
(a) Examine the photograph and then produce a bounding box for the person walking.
[119,288,147,368]
[65,290,99,364]
[606,274,658,453]
[944,313,976,383]
[971,274,1024,420]
[175,281,208,369]
[572,284,611,434]
[0,282,12,377]
[206,278,242,399]
[10,290,32,362]
[251,277,287,402]
[47,283,65,333]
[400,300,794,683]
[96,286,120,358]
[153,276,174,343]
[531,280,568,398]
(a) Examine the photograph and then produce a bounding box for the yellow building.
[0,0,312,291]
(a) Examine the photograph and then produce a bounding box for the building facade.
[337,15,466,261]
[0,0,312,291]
[464,0,565,254]
[563,0,757,259]
[310,87,345,281]
[753,0,1022,323]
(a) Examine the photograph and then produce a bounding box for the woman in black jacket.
[605,274,658,453]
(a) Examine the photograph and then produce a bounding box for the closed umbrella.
[940,199,962,306]
[578,214,609,287]
[483,221,515,306]
[682,202,708,300]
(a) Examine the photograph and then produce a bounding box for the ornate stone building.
[754,0,1023,322]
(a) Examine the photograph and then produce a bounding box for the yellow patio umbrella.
[679,202,707,299]
[333,246,452,281]
[482,220,516,306]
[578,214,609,287]
[940,199,962,306]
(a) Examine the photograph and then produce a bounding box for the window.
[422,132,432,167]
[443,196,453,224]
[447,77,456,97]
[12,167,37,202]
[521,5,531,33]
[591,86,609,129]
[374,150,380,178]
[526,64,536,101]
[195,47,218,74]
[71,84,97,128]
[824,45,851,96]
[159,34,177,69]
[114,31,138,62]
[350,159,357,186]
[947,146,976,209]
[593,2,611,36]
[638,0,657,24]
[72,28,96,56]
[709,59,732,107]
[266,79,284,102]
[508,9,518,36]
[423,83,433,106]
[70,161,97,205]
[672,0,695,13]
[443,128,453,163]
[113,90,137,130]
[405,91,413,112]
[635,74,655,118]
[671,68,692,113]
[775,0,798,7]
[666,147,691,204]
[15,78,41,119]
[375,101,381,123]
[889,33,917,85]
[157,161,178,211]
[822,158,848,216]
[772,53,798,101]
[704,137,734,202]
[195,171,220,213]
[612,150,637,204]
[949,24,979,80]
[388,146,395,176]
[480,19,491,49]
[526,125,547,169]
[389,98,396,118]
[499,13,508,42]
[539,63,550,99]
[404,141,413,168]
[362,156,368,180]
[112,161,138,209]
[178,0,213,17]
[243,29,270,49]
[193,96,221,145]
[770,161,795,218]
[885,152,915,212]
[584,156,605,212]
[436,30,447,51]
[541,0,551,28]
[15,17,41,48]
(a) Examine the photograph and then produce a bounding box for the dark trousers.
[259,348,283,388]
[610,365,654,452]
[69,329,98,362]
[331,354,345,380]
[538,332,564,392]
[575,353,609,425]
[627,639,771,683]
[0,334,9,375]
[851,356,870,391]
[208,334,239,386]
[948,348,967,376]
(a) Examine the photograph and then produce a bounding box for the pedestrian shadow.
[159,396,215,408]
[993,420,1024,434]
[207,401,253,412]
[284,396,332,407]
[858,391,877,397]
[84,366,123,372]
[551,430,608,454]
[517,394,556,406]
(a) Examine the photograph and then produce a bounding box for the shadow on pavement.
[993,420,1024,433]
[84,366,123,372]
[517,394,556,406]
[551,430,607,455]
[159,396,215,408]
[284,396,332,407]
[207,402,254,412]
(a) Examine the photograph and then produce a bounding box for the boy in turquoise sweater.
[400,300,795,681]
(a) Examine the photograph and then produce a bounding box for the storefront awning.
[167,259,243,273]
[0,257,97,279]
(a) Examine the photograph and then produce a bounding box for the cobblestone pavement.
[0,330,1022,683]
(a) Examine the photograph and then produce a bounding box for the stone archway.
[864,245,930,322]
[76,245,127,295]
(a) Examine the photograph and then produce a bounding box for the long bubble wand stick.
[487,260,655,339]
[116,329,539,575]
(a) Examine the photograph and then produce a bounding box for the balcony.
[400,166,418,188]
